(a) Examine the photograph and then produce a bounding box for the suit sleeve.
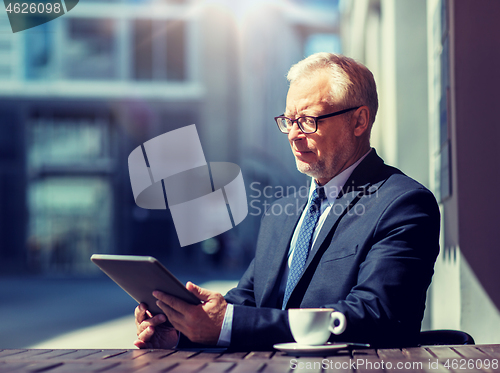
[327,188,440,347]
[223,207,298,350]
[224,258,295,350]
[225,187,439,350]
[224,259,257,307]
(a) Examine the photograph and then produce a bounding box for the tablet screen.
[91,254,201,317]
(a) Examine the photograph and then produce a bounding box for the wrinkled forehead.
[285,72,336,115]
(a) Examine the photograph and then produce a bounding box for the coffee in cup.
[288,308,346,345]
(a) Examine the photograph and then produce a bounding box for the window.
[65,18,118,80]
[27,114,114,273]
[133,19,153,80]
[166,20,186,81]
[28,177,113,273]
[27,116,111,170]
[133,19,186,81]
[25,22,53,80]
[304,33,341,56]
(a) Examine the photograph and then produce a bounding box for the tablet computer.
[91,254,202,318]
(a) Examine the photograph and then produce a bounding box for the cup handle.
[329,311,346,335]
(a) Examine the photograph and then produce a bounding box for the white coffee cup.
[288,308,347,345]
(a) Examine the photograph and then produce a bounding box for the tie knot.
[309,187,325,213]
[317,187,326,200]
[312,187,325,202]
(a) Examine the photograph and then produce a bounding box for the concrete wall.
[341,0,500,342]
[430,0,500,342]
[341,0,431,328]
[341,0,429,186]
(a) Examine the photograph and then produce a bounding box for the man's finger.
[137,325,155,343]
[153,291,192,313]
[134,303,148,324]
[185,282,212,302]
[156,300,184,323]
[137,313,167,335]
[156,300,193,337]
[134,339,148,349]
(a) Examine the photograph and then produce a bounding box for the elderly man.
[134,53,440,350]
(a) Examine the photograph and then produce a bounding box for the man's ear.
[353,106,370,137]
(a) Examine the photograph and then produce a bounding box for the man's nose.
[288,120,305,142]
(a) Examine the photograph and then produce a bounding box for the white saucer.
[273,342,351,356]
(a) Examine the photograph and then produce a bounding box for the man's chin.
[296,161,321,179]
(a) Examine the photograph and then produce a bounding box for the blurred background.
[1,0,500,349]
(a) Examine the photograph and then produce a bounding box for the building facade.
[340,0,500,344]
[0,0,340,274]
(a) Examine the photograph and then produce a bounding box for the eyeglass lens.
[277,117,316,133]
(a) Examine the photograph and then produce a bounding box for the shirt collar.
[309,148,372,205]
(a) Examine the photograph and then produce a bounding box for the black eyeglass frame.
[274,106,362,134]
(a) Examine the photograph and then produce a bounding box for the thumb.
[186,281,212,302]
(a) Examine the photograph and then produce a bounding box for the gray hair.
[287,53,378,125]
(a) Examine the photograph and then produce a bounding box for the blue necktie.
[282,187,326,309]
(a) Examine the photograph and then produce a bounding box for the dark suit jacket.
[224,150,440,350]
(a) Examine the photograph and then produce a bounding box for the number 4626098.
[5,2,62,14]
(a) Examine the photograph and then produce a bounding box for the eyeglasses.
[274,106,361,134]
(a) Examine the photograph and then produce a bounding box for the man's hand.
[133,303,179,349]
[153,282,227,345]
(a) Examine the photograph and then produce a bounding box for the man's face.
[285,71,358,185]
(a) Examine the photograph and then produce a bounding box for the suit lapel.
[285,150,388,307]
[305,189,362,267]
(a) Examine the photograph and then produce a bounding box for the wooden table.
[1,345,499,372]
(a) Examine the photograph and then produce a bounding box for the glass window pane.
[132,19,186,81]
[65,18,118,80]
[133,19,153,80]
[27,116,111,170]
[304,33,341,56]
[28,177,113,273]
[25,22,53,80]
[166,20,186,81]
